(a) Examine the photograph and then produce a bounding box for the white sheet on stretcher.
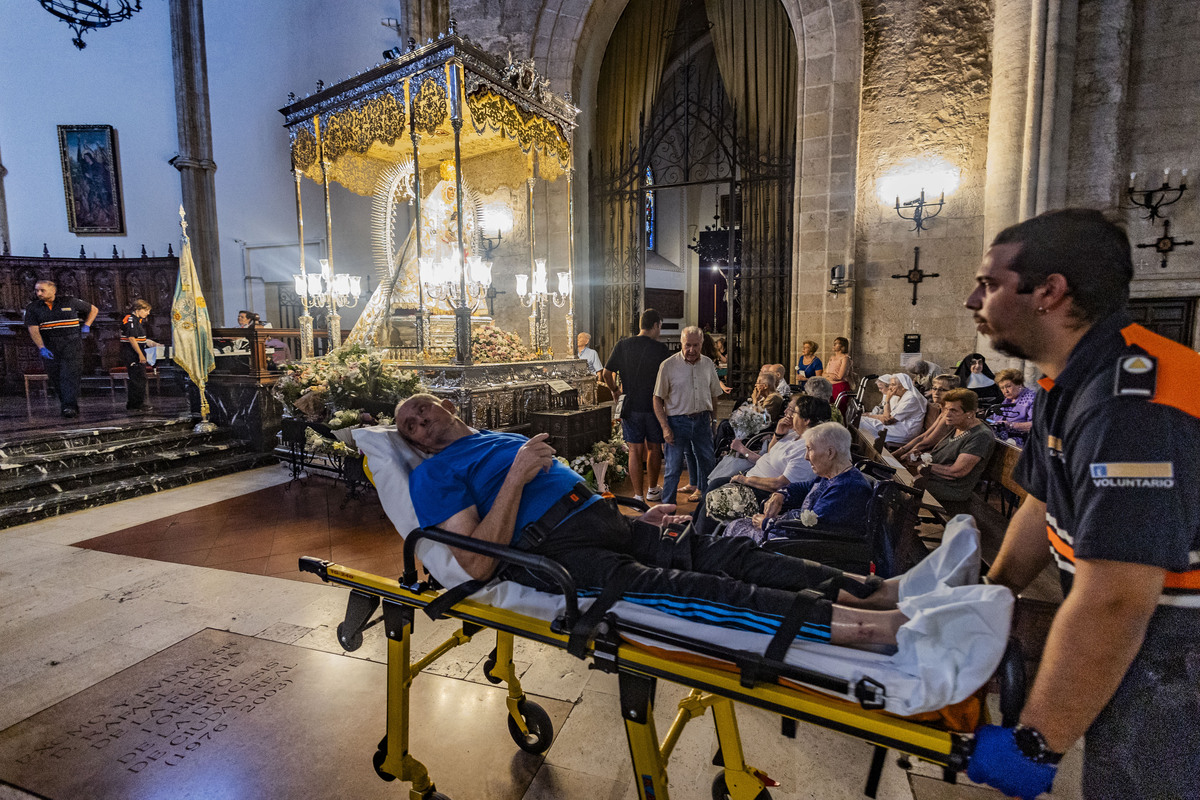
[354,426,1014,717]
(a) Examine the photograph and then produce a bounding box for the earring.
[1037,307,1046,313]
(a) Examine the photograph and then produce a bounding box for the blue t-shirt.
[409,430,595,544]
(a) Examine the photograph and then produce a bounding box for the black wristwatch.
[1013,724,1064,765]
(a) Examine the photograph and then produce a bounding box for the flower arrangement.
[274,344,422,419]
[569,428,629,490]
[471,324,535,363]
[705,484,761,521]
[728,403,771,441]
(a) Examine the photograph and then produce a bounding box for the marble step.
[0,451,279,530]
[0,439,251,504]
[0,418,197,458]
[0,427,237,481]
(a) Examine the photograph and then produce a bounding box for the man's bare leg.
[627,441,647,497]
[829,606,907,646]
[646,442,663,490]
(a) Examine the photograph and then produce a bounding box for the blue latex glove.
[39,347,54,360]
[81,324,90,334]
[967,725,1057,800]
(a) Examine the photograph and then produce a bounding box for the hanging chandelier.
[40,0,143,50]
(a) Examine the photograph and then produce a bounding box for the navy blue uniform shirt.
[1014,311,1200,616]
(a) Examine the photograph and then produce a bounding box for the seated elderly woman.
[955,353,1002,407]
[720,422,873,546]
[986,368,1035,446]
[748,372,785,424]
[893,373,959,461]
[905,359,943,396]
[914,388,996,514]
[859,373,927,447]
[701,396,832,533]
[804,376,844,424]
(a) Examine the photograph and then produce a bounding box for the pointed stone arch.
[527,0,864,364]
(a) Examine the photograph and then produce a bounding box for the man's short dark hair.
[639,308,662,331]
[793,395,832,426]
[990,208,1133,323]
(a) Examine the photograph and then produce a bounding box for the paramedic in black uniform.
[25,279,98,418]
[120,299,158,413]
[964,209,1200,800]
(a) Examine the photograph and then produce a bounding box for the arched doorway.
[588,0,798,393]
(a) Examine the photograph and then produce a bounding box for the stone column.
[169,0,224,322]
[0,138,9,252]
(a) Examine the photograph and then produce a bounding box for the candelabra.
[1128,169,1188,221]
[516,259,571,355]
[293,259,362,347]
[420,247,492,312]
[894,189,944,235]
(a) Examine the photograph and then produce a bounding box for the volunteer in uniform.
[964,209,1200,799]
[25,279,98,418]
[120,299,159,413]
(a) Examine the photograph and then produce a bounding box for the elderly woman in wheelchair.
[719,422,873,546]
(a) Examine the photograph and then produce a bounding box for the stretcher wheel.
[372,747,396,782]
[337,622,364,652]
[482,655,502,684]
[711,773,771,800]
[507,699,553,754]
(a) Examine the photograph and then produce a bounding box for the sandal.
[687,490,702,502]
[680,484,697,493]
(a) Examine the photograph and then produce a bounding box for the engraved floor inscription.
[0,629,570,799]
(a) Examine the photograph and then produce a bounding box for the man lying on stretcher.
[397,393,942,649]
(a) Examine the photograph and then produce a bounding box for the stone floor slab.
[0,628,571,800]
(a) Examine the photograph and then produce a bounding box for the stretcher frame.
[300,523,1021,800]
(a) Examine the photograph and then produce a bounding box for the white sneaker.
[646,486,662,500]
[633,494,644,502]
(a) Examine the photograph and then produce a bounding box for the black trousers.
[121,349,147,409]
[519,501,840,641]
[43,337,82,412]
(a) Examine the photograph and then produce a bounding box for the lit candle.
[1183,168,1190,182]
[1164,168,1171,184]
[1129,172,1136,189]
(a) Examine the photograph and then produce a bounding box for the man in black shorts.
[601,309,670,502]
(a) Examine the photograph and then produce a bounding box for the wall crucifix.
[891,246,939,305]
[1135,219,1194,269]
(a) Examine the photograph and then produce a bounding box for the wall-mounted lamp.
[877,157,960,236]
[828,263,853,295]
[1128,169,1188,221]
[894,189,945,235]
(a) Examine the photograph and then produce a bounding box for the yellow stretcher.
[299,525,1025,800]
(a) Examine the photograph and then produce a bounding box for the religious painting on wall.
[57,124,125,235]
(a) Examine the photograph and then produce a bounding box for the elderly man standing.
[25,279,98,418]
[654,326,724,504]
[575,331,603,374]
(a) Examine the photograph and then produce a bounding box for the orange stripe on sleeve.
[1163,570,1200,590]
[1121,324,1200,420]
[1046,525,1075,561]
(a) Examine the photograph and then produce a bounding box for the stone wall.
[1110,0,1200,342]
[850,0,993,379]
